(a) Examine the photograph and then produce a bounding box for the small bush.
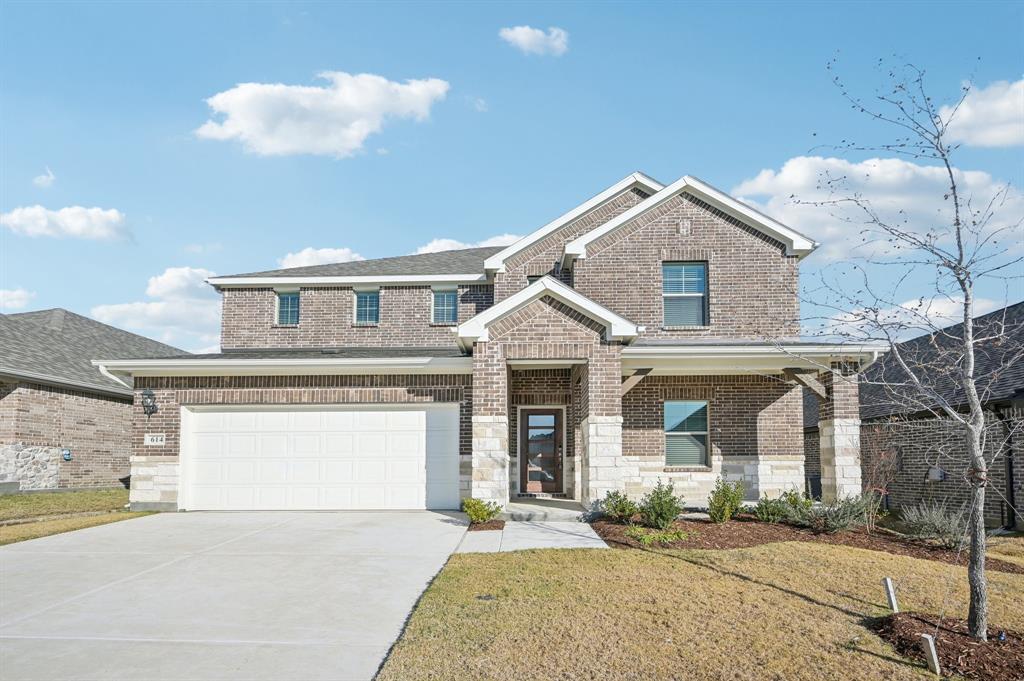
[601,490,639,523]
[900,500,968,550]
[462,498,501,524]
[781,489,813,513]
[753,494,788,523]
[788,495,870,534]
[707,477,745,523]
[639,481,685,530]
[624,525,688,547]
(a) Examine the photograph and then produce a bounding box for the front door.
[519,409,562,494]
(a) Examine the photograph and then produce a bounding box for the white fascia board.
[92,357,473,378]
[456,276,640,347]
[482,172,665,273]
[207,274,488,289]
[562,176,819,267]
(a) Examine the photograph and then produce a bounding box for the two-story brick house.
[97,172,885,512]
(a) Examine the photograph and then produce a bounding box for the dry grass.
[378,542,1024,681]
[0,512,150,545]
[988,535,1024,568]
[0,488,129,521]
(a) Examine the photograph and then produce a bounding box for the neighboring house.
[804,301,1024,529]
[97,171,885,512]
[0,309,187,490]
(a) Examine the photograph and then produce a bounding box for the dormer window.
[354,289,380,325]
[276,291,300,326]
[662,262,708,327]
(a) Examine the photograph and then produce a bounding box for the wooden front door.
[519,409,562,494]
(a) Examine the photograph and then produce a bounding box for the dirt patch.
[590,516,1024,574]
[467,519,505,532]
[871,612,1023,680]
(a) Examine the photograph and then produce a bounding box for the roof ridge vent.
[47,309,66,332]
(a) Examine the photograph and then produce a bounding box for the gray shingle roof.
[0,309,188,396]
[161,347,467,360]
[804,300,1024,428]
[217,246,505,279]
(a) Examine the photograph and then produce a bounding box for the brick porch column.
[470,343,510,506]
[818,363,862,502]
[580,346,624,509]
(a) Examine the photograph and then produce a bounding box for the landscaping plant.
[900,500,969,550]
[600,490,639,524]
[638,481,684,530]
[624,525,688,547]
[706,477,745,523]
[462,498,501,525]
[788,495,870,534]
[753,494,789,524]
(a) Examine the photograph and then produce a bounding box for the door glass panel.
[528,414,555,427]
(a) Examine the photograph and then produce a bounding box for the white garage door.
[180,405,460,511]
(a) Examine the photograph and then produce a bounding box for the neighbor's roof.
[0,309,188,397]
[212,246,503,281]
[804,300,1024,428]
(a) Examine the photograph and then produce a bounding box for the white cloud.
[469,96,488,112]
[733,156,1024,262]
[91,266,220,352]
[278,247,365,269]
[0,288,36,311]
[414,233,521,254]
[32,167,55,188]
[499,25,569,56]
[0,205,127,240]
[941,78,1024,148]
[196,71,450,158]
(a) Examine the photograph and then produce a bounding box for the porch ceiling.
[620,342,888,375]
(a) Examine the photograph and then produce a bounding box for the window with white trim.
[276,291,299,325]
[432,289,457,324]
[662,262,708,326]
[354,290,380,325]
[664,400,709,467]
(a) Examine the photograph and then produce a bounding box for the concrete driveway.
[0,511,466,681]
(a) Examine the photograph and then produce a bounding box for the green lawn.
[0,488,128,521]
[378,541,1024,681]
[0,488,146,545]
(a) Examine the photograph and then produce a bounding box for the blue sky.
[1,1,1022,350]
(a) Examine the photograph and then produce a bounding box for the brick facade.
[0,381,131,489]
[220,285,492,350]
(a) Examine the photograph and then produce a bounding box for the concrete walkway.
[0,511,466,681]
[456,520,607,553]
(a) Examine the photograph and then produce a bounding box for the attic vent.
[47,309,66,332]
[678,219,692,236]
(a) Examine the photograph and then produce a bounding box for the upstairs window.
[432,289,458,324]
[276,291,299,326]
[354,290,380,325]
[664,401,709,467]
[526,275,544,285]
[662,262,708,326]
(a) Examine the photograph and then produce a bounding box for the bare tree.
[800,59,1024,641]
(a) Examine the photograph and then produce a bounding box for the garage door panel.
[184,405,459,511]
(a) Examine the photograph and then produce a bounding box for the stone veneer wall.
[0,381,131,489]
[620,375,804,504]
[220,285,492,349]
[129,374,472,510]
[818,368,862,502]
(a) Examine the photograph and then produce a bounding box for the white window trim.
[353,288,380,326]
[664,399,710,468]
[431,287,458,325]
[662,263,708,327]
[274,289,300,326]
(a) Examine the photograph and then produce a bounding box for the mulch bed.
[870,612,1023,680]
[468,519,505,532]
[590,516,1023,574]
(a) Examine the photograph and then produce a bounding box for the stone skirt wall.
[0,444,60,490]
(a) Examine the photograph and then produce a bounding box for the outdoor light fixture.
[141,389,158,418]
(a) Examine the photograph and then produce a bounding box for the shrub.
[900,500,968,550]
[462,498,501,524]
[639,481,685,530]
[707,477,745,523]
[781,489,813,513]
[624,525,688,547]
[753,494,788,523]
[601,490,639,523]
[788,495,870,534]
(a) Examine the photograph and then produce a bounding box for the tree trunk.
[966,427,988,641]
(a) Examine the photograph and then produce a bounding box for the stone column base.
[581,415,623,509]
[471,415,510,506]
[819,418,862,502]
[130,456,179,511]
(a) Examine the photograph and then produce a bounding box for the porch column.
[580,347,624,509]
[471,343,510,506]
[818,363,862,502]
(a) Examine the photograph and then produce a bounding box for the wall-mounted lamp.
[141,389,158,419]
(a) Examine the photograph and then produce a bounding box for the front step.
[501,499,586,522]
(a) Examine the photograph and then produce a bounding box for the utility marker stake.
[920,634,941,675]
[882,577,899,613]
